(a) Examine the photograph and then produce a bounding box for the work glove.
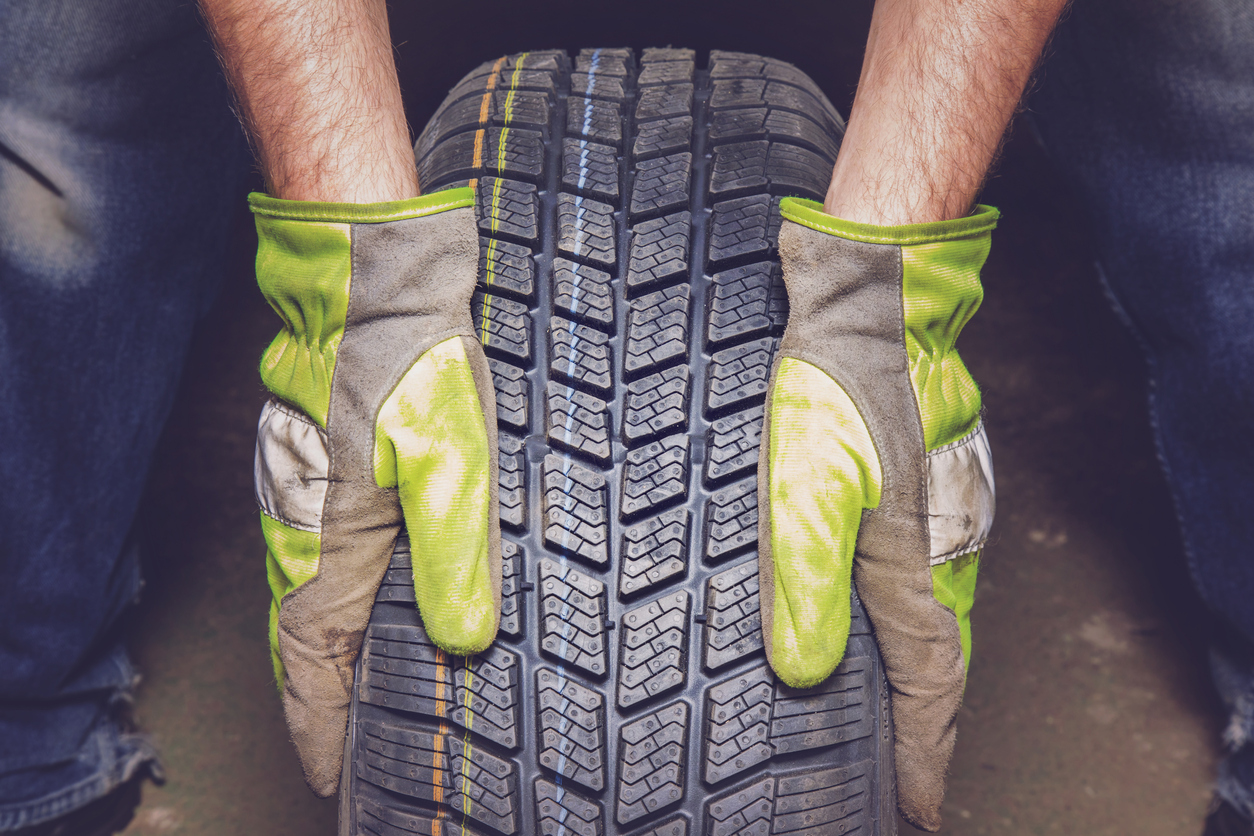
[250,187,500,796]
[759,197,997,831]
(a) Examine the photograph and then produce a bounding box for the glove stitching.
[258,504,321,535]
[925,418,986,458]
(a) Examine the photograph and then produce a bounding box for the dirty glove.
[250,187,500,796]
[759,197,997,831]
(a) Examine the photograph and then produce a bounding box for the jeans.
[0,0,249,828]
[1031,0,1254,817]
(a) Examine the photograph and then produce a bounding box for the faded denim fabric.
[1032,0,1254,818]
[0,0,249,828]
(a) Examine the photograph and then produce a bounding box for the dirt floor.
[119,8,1224,835]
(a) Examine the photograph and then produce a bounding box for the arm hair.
[200,0,419,202]
[826,0,1069,224]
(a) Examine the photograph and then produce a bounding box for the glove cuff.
[779,197,999,244]
[249,187,474,223]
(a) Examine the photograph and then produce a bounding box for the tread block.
[706,338,776,413]
[357,719,519,834]
[488,359,528,431]
[563,138,621,203]
[616,701,690,824]
[633,819,689,836]
[480,238,537,302]
[478,178,539,243]
[546,380,612,463]
[543,454,609,566]
[706,262,787,348]
[706,406,764,484]
[625,284,691,378]
[500,540,523,637]
[360,624,520,750]
[416,90,552,165]
[710,51,833,101]
[535,570,608,681]
[623,365,690,444]
[703,660,874,784]
[708,107,841,165]
[553,258,615,328]
[627,212,691,295]
[705,776,775,836]
[536,779,604,836]
[357,797,496,836]
[760,142,835,202]
[708,79,842,141]
[617,593,691,709]
[558,194,618,268]
[620,508,690,598]
[634,116,694,161]
[630,152,693,219]
[550,316,613,394]
[536,668,607,791]
[636,84,695,123]
[442,63,558,110]
[710,141,834,202]
[568,97,624,147]
[499,433,527,530]
[770,762,871,835]
[641,48,696,63]
[572,72,627,101]
[639,60,695,86]
[537,558,609,676]
[472,293,532,364]
[708,195,781,266]
[419,127,545,188]
[704,477,758,563]
[576,49,633,77]
[703,559,763,670]
[703,761,871,836]
[621,434,690,519]
[710,140,770,195]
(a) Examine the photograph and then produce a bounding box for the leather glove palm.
[250,187,500,796]
[759,197,997,831]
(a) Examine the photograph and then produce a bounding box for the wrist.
[248,188,473,224]
[781,197,999,244]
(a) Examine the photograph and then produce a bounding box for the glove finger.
[758,357,882,689]
[856,419,995,831]
[375,334,501,655]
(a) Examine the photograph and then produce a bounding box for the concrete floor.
[119,9,1224,834]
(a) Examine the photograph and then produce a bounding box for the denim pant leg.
[0,0,249,828]
[1030,0,1254,817]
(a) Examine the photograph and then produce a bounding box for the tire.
[343,48,896,836]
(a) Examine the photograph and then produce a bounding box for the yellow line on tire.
[482,53,529,345]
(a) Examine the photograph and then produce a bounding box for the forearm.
[200,0,418,202]
[827,0,1068,225]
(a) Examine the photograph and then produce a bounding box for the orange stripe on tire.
[470,56,508,189]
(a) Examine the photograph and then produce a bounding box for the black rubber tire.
[343,48,896,836]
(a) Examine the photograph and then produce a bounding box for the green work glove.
[250,187,500,796]
[759,197,997,831]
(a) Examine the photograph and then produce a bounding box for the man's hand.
[761,0,1068,829]
[201,0,501,798]
[200,0,418,202]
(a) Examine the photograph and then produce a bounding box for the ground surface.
[119,9,1223,835]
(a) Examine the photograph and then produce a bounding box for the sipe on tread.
[346,47,896,836]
